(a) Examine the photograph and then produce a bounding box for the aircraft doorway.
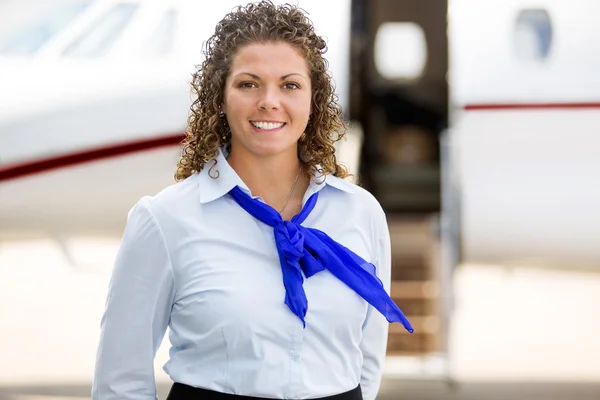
[349,0,450,363]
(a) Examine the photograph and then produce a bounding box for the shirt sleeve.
[359,207,391,400]
[92,198,174,400]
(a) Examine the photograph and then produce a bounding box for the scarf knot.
[275,220,304,263]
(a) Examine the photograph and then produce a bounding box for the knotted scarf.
[229,186,413,333]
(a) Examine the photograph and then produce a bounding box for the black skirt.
[166,382,363,400]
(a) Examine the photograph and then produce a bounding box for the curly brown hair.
[174,0,349,181]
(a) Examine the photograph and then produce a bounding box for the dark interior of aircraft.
[349,0,449,357]
[350,0,448,214]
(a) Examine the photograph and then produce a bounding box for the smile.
[250,121,286,131]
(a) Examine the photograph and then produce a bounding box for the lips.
[250,121,286,130]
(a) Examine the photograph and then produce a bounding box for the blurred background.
[0,0,599,399]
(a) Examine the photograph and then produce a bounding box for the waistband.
[166,383,363,400]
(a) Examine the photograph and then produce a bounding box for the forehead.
[229,41,309,76]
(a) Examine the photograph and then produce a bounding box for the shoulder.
[323,175,389,263]
[324,174,386,222]
[127,173,200,223]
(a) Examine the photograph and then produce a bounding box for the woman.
[92,2,412,400]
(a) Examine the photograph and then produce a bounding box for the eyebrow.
[235,72,307,81]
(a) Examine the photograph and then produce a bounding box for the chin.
[247,140,297,157]
[248,141,298,158]
[250,146,293,158]
[230,134,300,159]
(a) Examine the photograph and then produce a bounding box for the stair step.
[391,280,439,299]
[389,315,441,335]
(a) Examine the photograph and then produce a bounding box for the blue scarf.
[228,185,413,333]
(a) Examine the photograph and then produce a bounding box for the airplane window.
[0,1,92,55]
[61,2,139,58]
[142,9,177,57]
[374,22,427,81]
[514,9,552,62]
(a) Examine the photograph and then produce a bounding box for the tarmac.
[1,379,600,400]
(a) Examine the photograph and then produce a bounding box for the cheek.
[224,85,250,105]
[297,93,312,118]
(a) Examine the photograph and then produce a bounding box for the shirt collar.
[305,167,357,199]
[197,147,356,205]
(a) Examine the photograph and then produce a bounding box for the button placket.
[288,326,304,396]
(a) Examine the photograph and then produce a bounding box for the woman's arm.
[359,207,392,400]
[92,198,174,400]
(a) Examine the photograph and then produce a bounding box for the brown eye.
[239,82,257,89]
[284,83,300,90]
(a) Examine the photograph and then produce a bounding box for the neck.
[227,148,306,212]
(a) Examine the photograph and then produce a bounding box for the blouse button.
[290,351,300,362]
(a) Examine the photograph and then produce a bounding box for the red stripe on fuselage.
[0,134,184,182]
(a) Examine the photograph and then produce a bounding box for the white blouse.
[92,149,392,400]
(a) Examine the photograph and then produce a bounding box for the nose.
[258,86,280,111]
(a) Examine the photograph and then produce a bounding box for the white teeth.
[251,121,284,130]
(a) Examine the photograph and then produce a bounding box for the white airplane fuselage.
[1,0,599,270]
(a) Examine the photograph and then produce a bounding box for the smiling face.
[222,41,312,162]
